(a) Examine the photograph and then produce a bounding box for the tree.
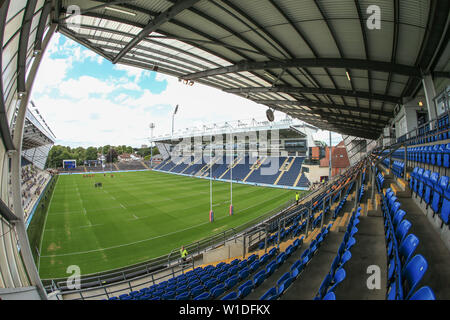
[85,147,98,160]
[106,148,118,163]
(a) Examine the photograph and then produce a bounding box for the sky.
[31,34,342,148]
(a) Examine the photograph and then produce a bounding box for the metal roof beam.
[225,86,401,104]
[34,0,52,51]
[18,0,38,93]
[0,0,14,151]
[251,99,392,117]
[112,0,201,64]
[182,58,423,80]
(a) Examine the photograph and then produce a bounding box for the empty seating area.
[397,113,450,146]
[378,185,435,300]
[374,155,450,300]
[258,225,332,300]
[116,161,147,171]
[409,166,449,227]
[155,155,308,188]
[15,164,53,221]
[314,208,361,300]
[391,161,405,178]
[108,249,279,300]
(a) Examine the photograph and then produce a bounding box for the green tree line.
[45,145,159,169]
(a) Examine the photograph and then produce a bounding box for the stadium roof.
[3,0,449,144]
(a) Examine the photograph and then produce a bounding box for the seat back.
[409,286,436,300]
[399,233,419,266]
[441,184,450,224]
[402,254,428,299]
[260,287,277,300]
[393,209,406,228]
[395,219,412,243]
[425,172,439,204]
[418,170,431,197]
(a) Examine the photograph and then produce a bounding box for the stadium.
[0,0,449,306]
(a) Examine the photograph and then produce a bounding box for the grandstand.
[0,0,449,304]
[152,118,335,189]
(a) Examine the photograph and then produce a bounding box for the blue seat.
[225,275,238,290]
[238,267,250,281]
[190,285,205,298]
[339,250,352,268]
[437,144,446,166]
[345,237,356,251]
[409,286,436,300]
[221,291,238,300]
[175,292,190,300]
[216,272,227,283]
[323,291,336,300]
[402,254,428,299]
[441,184,450,224]
[392,209,406,228]
[444,144,450,168]
[194,292,210,300]
[431,176,449,213]
[390,201,401,219]
[162,291,175,300]
[277,275,293,296]
[205,278,217,290]
[249,261,260,273]
[211,283,226,299]
[238,280,253,299]
[316,274,332,299]
[395,219,412,244]
[188,279,200,289]
[276,272,291,288]
[260,287,277,300]
[327,268,346,294]
[424,172,439,204]
[414,168,424,193]
[265,261,277,277]
[399,234,419,267]
[253,270,266,287]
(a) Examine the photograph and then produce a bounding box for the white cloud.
[58,76,117,99]
[114,64,151,83]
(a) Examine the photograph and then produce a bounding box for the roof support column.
[10,23,57,300]
[422,74,438,129]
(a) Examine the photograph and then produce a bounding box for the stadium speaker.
[266,108,274,122]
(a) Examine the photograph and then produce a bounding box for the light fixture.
[346,71,351,81]
[105,6,136,16]
[266,108,275,122]
[418,101,424,107]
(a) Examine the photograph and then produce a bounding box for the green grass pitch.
[38,170,301,279]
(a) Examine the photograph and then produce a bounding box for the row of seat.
[259,225,332,300]
[333,182,354,219]
[407,144,450,168]
[380,187,436,300]
[397,113,449,146]
[409,167,450,225]
[257,211,307,250]
[109,254,260,300]
[314,207,362,300]
[391,161,405,178]
[222,236,305,300]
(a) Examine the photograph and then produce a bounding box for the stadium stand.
[155,155,310,188]
[14,163,53,222]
